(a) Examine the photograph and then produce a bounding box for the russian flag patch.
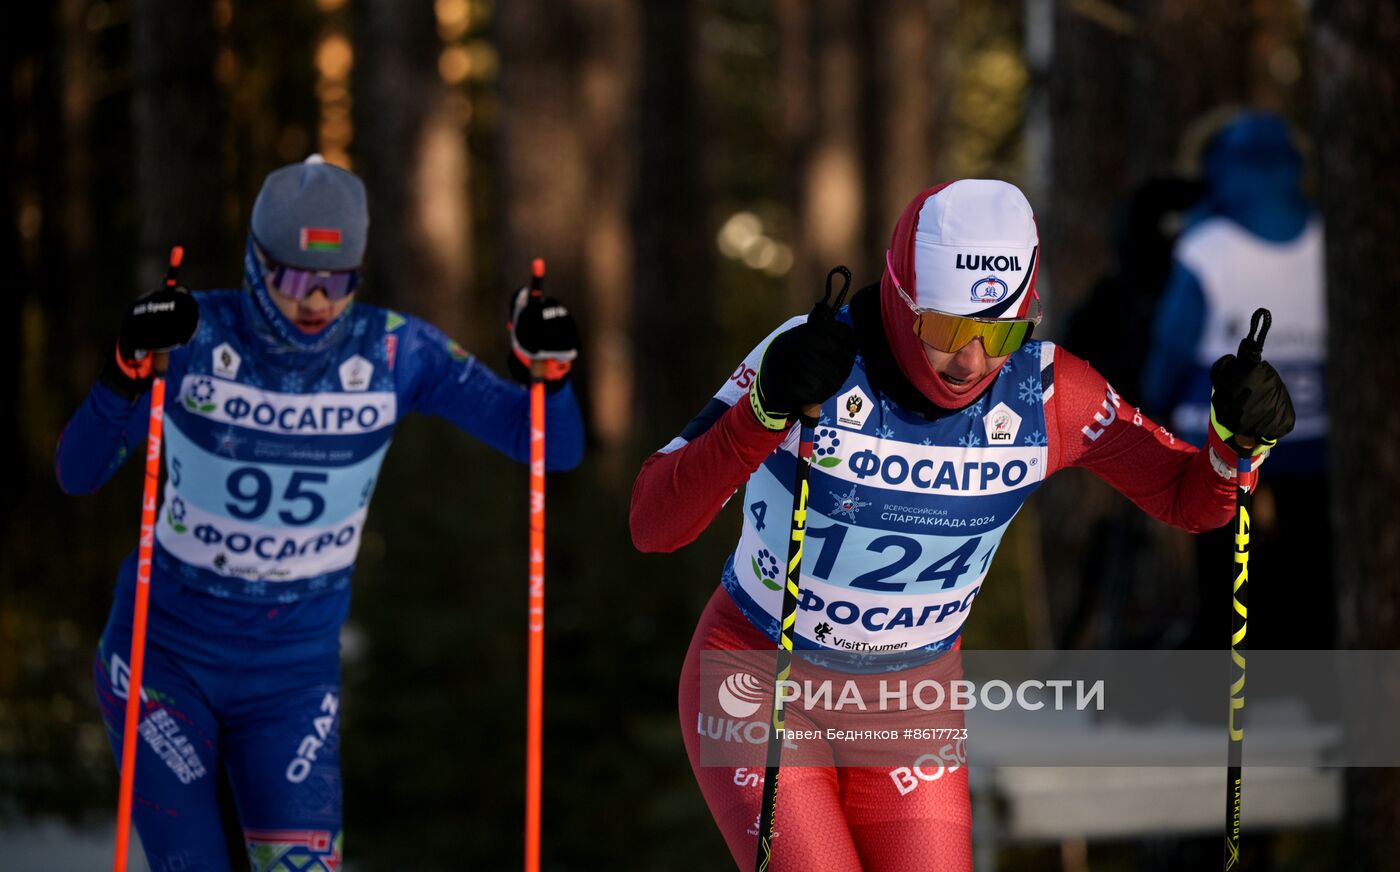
[300,227,342,251]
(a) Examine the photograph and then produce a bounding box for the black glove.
[1209,353,1295,455]
[507,286,580,392]
[99,286,200,400]
[750,269,858,430]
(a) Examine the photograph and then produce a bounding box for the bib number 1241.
[804,523,992,593]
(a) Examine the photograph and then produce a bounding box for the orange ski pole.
[114,245,184,872]
[525,257,547,872]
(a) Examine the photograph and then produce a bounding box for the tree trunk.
[1043,0,1253,315]
[866,0,954,248]
[775,0,815,305]
[132,0,226,290]
[573,0,637,457]
[1040,3,1136,314]
[1127,1,1253,181]
[60,0,99,385]
[354,0,471,339]
[630,0,717,455]
[780,0,954,299]
[1312,0,1400,867]
[219,2,320,242]
[797,0,866,301]
[495,0,588,312]
[3,0,59,543]
[497,0,638,456]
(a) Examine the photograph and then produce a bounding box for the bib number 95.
[226,468,328,526]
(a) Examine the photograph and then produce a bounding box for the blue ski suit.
[55,265,583,871]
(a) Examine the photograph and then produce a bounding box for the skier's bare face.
[269,285,354,334]
[922,337,1010,394]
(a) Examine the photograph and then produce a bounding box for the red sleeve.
[1045,345,1250,533]
[629,399,788,553]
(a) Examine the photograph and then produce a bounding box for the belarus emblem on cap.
[970,275,1009,304]
[300,227,342,251]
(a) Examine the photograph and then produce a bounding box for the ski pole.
[525,257,547,872]
[1223,307,1271,871]
[755,266,851,872]
[114,245,184,872]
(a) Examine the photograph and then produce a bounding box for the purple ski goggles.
[267,262,361,301]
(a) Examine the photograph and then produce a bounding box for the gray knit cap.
[250,154,368,270]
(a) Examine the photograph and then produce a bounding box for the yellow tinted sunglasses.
[886,249,1041,356]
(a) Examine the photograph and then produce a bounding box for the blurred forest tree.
[2,0,1394,869]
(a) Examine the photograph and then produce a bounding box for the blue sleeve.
[55,381,153,495]
[1141,260,1207,415]
[400,319,584,471]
